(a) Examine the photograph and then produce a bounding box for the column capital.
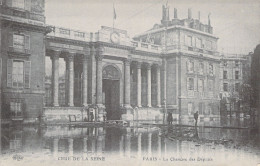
[50,50,61,60]
[136,61,142,69]
[82,54,90,61]
[153,63,161,69]
[145,62,152,70]
[83,47,91,55]
[97,46,104,55]
[66,52,75,62]
[95,54,104,61]
[124,58,132,66]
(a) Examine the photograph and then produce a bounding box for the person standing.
[194,111,199,127]
[167,112,173,125]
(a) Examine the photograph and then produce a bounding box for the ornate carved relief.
[102,65,120,80]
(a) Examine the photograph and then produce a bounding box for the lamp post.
[163,99,167,124]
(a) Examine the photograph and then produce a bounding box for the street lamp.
[163,98,167,124]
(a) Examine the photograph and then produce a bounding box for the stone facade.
[1,1,252,124]
[0,0,48,123]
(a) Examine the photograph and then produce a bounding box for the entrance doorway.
[103,79,120,120]
[102,65,121,120]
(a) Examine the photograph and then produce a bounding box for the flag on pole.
[113,3,116,20]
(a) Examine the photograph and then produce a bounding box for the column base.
[96,104,106,122]
[53,103,59,107]
[121,106,133,121]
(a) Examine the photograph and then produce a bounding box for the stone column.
[137,62,142,107]
[95,52,103,106]
[156,64,161,107]
[162,58,167,104]
[51,50,60,107]
[95,47,105,122]
[82,54,89,106]
[67,53,75,107]
[124,59,131,107]
[146,63,152,107]
[91,45,96,104]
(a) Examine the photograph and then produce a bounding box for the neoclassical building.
[0,0,223,123]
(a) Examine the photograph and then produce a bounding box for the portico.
[44,26,164,123]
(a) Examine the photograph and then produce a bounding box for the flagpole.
[113,3,115,31]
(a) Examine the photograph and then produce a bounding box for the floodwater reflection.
[0,125,259,166]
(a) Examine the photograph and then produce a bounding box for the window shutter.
[9,33,13,47]
[7,59,13,88]
[25,35,30,50]
[25,0,31,11]
[186,60,189,72]
[187,77,189,91]
[24,61,31,88]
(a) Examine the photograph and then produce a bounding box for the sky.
[45,0,260,55]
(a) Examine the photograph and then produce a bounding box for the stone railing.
[47,26,132,46]
[47,26,91,42]
[132,41,162,53]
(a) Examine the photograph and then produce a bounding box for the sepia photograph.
[0,0,260,165]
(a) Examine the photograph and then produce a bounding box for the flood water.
[0,122,259,166]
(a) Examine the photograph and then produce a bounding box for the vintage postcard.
[0,0,260,166]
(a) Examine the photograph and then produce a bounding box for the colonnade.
[49,48,163,109]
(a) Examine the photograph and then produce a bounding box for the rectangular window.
[188,78,194,90]
[12,0,25,9]
[223,61,227,67]
[206,40,212,50]
[223,83,228,92]
[209,64,214,76]
[12,33,30,50]
[187,60,194,73]
[7,59,31,88]
[188,103,193,115]
[12,61,24,88]
[199,63,204,75]
[186,36,192,47]
[235,61,239,67]
[10,101,22,117]
[235,71,239,79]
[198,79,204,92]
[235,83,240,92]
[13,34,25,49]
[196,38,202,48]
[223,71,228,79]
[209,79,214,91]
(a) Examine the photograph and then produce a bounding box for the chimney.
[208,13,211,26]
[188,8,192,19]
[198,11,200,21]
[174,8,178,19]
[162,5,165,20]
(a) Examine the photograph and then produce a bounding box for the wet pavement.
[0,120,259,166]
